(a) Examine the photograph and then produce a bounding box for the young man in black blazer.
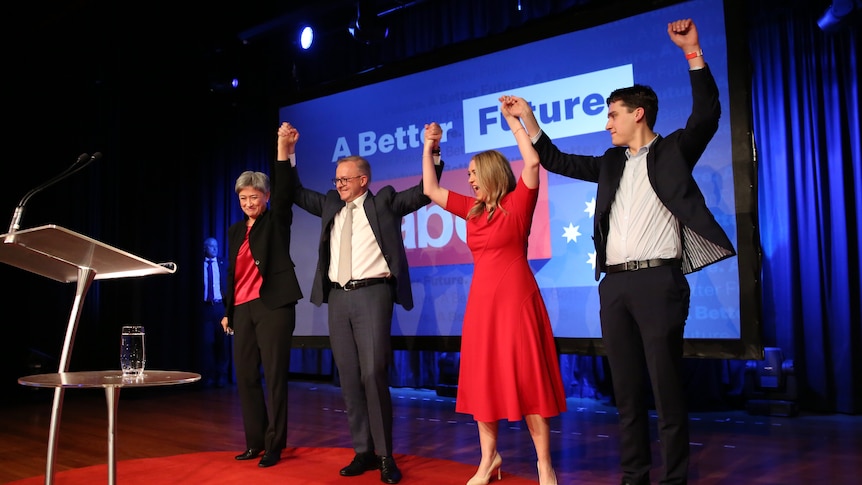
[506,18,735,485]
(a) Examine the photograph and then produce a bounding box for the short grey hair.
[338,155,372,181]
[235,171,270,194]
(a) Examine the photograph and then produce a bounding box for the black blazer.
[291,162,444,310]
[535,65,735,280]
[224,160,303,325]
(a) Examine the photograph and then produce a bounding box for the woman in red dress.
[421,96,566,485]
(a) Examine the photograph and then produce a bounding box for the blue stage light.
[817,0,860,32]
[300,26,314,50]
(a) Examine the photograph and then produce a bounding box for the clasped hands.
[424,122,442,148]
[499,94,529,119]
[278,121,299,143]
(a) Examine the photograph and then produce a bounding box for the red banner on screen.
[371,160,551,267]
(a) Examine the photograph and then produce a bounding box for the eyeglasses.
[332,175,363,186]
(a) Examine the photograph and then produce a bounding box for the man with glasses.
[291,133,444,484]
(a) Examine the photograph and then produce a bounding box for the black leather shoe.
[258,450,281,468]
[379,455,402,484]
[234,448,262,460]
[340,452,379,476]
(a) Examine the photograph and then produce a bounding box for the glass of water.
[120,325,146,377]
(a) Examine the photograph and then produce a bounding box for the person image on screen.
[290,128,444,484]
[221,122,303,469]
[421,109,566,485]
[505,18,736,485]
[200,236,230,388]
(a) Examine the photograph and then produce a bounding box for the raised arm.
[504,94,542,144]
[667,18,705,70]
[271,121,298,219]
[277,121,298,160]
[500,95,540,189]
[422,122,448,208]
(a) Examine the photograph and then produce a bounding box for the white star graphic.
[585,197,596,218]
[562,223,581,243]
[587,251,597,269]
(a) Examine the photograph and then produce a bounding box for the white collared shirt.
[605,136,681,265]
[328,191,390,282]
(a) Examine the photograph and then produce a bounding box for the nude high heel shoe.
[537,461,557,485]
[466,453,503,485]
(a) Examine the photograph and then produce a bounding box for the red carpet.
[7,447,537,484]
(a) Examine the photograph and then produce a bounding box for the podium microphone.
[7,152,103,234]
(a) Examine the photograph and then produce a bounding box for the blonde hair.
[467,150,516,222]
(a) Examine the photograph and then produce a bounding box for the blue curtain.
[748,2,861,413]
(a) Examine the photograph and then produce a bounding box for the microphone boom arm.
[7,152,102,233]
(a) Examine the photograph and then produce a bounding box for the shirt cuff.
[276,153,296,167]
[530,129,542,144]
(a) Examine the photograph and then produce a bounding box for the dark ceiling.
[12,0,852,111]
[11,0,440,110]
[10,0,851,162]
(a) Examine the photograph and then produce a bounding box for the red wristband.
[685,49,703,60]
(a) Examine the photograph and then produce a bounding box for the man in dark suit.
[291,131,443,484]
[508,18,735,485]
[200,236,230,387]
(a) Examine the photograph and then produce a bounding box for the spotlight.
[817,0,860,32]
[299,25,314,50]
[209,77,240,94]
[348,1,389,44]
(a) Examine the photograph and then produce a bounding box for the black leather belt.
[605,258,681,274]
[203,299,223,306]
[331,277,391,291]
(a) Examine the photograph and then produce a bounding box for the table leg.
[105,386,121,485]
[43,387,66,485]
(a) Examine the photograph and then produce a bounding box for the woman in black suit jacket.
[221,122,303,469]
